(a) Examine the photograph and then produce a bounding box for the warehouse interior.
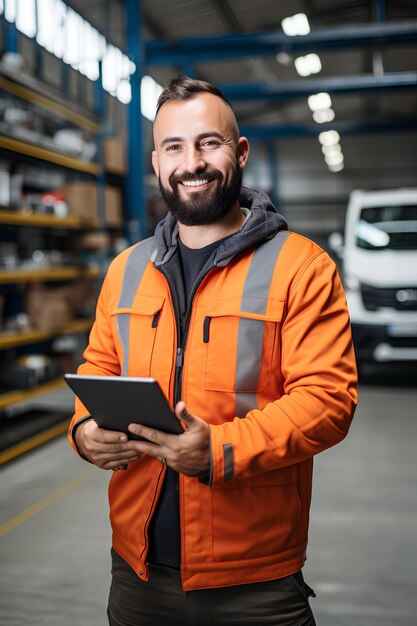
[1,1,417,624]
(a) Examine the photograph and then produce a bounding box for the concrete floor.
[1,380,417,625]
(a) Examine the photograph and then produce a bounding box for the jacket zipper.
[159,264,217,405]
[140,463,165,578]
[156,262,218,575]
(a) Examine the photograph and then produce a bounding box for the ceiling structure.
[66,0,417,237]
[68,0,417,134]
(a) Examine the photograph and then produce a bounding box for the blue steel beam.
[240,120,417,141]
[4,19,18,53]
[145,20,417,65]
[266,143,279,209]
[218,72,417,102]
[126,0,146,240]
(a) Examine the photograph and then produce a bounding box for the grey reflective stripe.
[116,238,156,375]
[240,232,290,314]
[235,317,264,391]
[235,392,259,419]
[235,231,290,418]
[223,444,234,482]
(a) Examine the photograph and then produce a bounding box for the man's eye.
[166,144,181,152]
[202,140,219,148]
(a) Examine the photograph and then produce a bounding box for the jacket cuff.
[70,415,93,460]
[203,425,235,487]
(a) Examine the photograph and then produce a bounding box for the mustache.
[169,169,223,187]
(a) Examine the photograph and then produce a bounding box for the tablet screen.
[65,374,183,439]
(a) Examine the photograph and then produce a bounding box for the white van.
[329,188,417,365]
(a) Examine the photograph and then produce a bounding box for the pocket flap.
[206,297,284,323]
[111,295,165,316]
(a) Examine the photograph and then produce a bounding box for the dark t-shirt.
[147,235,230,568]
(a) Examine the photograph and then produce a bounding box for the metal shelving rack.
[0,67,102,414]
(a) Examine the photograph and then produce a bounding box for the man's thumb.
[175,401,195,427]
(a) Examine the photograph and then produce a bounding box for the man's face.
[152,93,249,226]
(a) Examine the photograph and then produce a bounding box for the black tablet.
[64,374,183,439]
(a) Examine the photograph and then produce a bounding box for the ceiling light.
[116,79,131,104]
[322,143,342,156]
[313,109,335,123]
[308,92,332,112]
[294,53,322,77]
[325,152,344,166]
[328,162,345,172]
[141,75,163,120]
[276,52,292,65]
[319,130,340,146]
[281,13,310,36]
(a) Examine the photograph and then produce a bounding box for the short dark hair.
[156,75,234,117]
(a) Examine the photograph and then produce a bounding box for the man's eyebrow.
[159,131,225,148]
[160,136,184,148]
[198,131,225,141]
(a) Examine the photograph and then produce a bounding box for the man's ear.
[237,137,250,169]
[151,150,159,177]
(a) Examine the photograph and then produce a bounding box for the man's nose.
[184,146,206,172]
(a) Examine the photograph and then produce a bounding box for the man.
[69,76,358,625]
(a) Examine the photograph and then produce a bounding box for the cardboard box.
[26,285,73,331]
[105,186,123,227]
[55,353,77,376]
[104,137,127,175]
[68,231,111,251]
[59,182,98,223]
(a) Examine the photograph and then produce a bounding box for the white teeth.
[182,179,208,187]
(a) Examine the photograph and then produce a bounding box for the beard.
[158,162,242,226]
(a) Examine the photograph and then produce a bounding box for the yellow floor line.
[0,419,70,467]
[0,468,95,538]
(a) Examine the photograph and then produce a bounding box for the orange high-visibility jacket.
[69,190,358,591]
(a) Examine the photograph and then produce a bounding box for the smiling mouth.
[181,178,210,188]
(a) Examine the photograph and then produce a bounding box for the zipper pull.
[176,347,183,367]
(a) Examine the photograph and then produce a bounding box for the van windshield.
[356,205,417,250]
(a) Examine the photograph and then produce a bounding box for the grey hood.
[153,186,288,267]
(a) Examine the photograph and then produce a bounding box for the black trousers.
[108,549,316,626]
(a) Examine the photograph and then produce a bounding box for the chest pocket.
[203,298,284,393]
[110,295,165,377]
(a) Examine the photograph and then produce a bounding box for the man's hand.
[127,401,210,479]
[75,419,141,471]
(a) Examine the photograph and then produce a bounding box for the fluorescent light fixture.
[4,0,16,22]
[325,152,344,166]
[16,0,36,37]
[319,130,340,146]
[313,108,335,123]
[281,13,310,36]
[308,92,332,112]
[328,162,345,172]
[9,0,135,106]
[276,51,292,65]
[294,53,322,77]
[322,143,342,156]
[117,79,132,104]
[141,75,163,121]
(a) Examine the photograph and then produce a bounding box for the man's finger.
[96,428,128,444]
[128,422,167,444]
